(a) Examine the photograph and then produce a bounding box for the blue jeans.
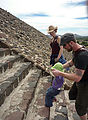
[45,86,61,107]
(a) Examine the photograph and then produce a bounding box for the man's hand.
[51,69,61,76]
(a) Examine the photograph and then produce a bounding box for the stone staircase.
[0,42,50,120]
[0,43,80,120]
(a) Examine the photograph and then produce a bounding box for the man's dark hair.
[60,33,76,46]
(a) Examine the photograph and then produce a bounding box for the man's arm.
[63,59,73,68]
[52,68,85,82]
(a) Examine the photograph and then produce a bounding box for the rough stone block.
[4,63,8,72]
[0,93,5,106]
[0,50,4,57]
[38,107,50,118]
[5,111,24,120]
[5,82,13,96]
[0,82,11,105]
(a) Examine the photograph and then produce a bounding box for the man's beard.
[67,45,73,52]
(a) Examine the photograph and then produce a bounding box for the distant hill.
[47,34,88,39]
[74,34,88,39]
[75,34,88,46]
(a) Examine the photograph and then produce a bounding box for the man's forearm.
[63,60,73,68]
[59,71,80,82]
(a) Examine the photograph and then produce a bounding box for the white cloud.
[0,0,88,36]
[22,15,88,35]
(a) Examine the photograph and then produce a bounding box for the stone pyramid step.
[25,75,52,120]
[0,67,42,120]
[0,61,32,106]
[49,90,80,120]
[0,55,21,73]
[0,48,10,57]
[64,90,80,120]
[50,91,68,120]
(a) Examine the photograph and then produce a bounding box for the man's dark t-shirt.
[72,48,88,83]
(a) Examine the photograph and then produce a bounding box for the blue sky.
[0,0,88,36]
